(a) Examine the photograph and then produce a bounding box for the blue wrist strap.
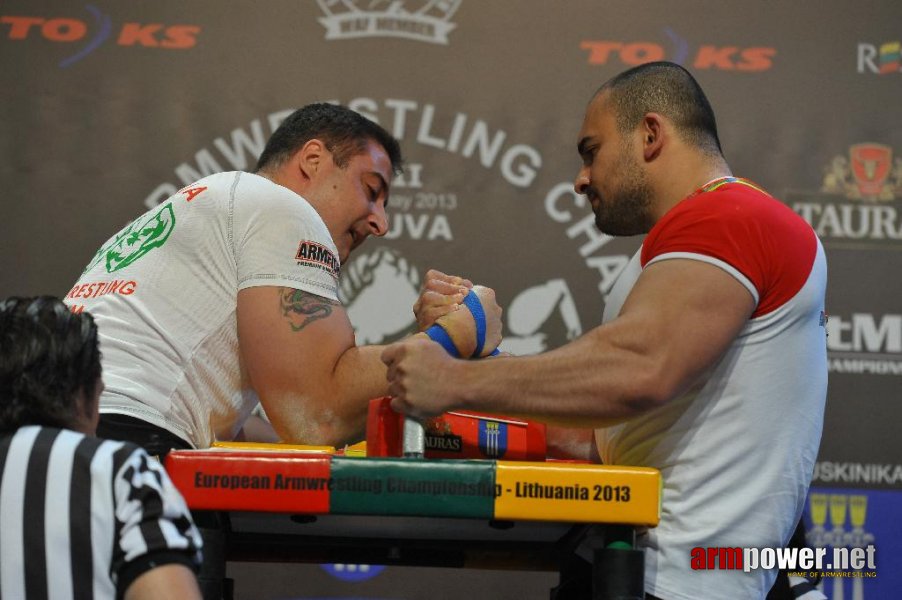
[426,291,501,359]
[462,290,502,358]
[425,324,460,358]
[462,290,487,358]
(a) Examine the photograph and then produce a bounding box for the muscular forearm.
[386,259,757,430]
[251,280,502,446]
[327,344,391,441]
[453,325,669,427]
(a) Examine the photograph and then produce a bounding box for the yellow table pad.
[494,461,661,526]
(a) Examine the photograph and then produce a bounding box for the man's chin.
[594,216,645,237]
[594,214,620,236]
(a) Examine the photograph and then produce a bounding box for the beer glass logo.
[808,492,876,599]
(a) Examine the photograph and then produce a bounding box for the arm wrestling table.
[164,446,661,600]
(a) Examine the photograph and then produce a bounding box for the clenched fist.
[434,284,502,358]
[381,336,462,419]
[412,269,473,332]
[412,270,502,358]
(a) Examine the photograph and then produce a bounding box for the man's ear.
[641,113,665,162]
[296,138,328,182]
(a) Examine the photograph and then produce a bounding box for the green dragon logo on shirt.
[84,203,176,273]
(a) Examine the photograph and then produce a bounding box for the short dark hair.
[0,296,102,432]
[598,61,723,156]
[254,103,403,175]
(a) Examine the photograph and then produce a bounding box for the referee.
[0,297,203,600]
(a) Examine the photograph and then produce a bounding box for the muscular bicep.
[237,286,356,442]
[274,287,346,333]
[613,258,756,405]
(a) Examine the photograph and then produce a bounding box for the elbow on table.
[273,411,363,448]
[257,389,363,448]
[275,421,349,448]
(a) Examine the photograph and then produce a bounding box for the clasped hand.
[381,270,502,418]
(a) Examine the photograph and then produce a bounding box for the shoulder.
[664,183,808,230]
[644,183,816,261]
[703,184,804,224]
[235,173,317,212]
[71,436,148,476]
[6,425,99,458]
[233,173,329,233]
[2,427,148,478]
[643,183,821,316]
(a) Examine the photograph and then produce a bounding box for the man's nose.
[368,204,388,237]
[574,166,590,195]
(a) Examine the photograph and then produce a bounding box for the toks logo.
[317,0,460,45]
[1,6,200,68]
[788,144,902,247]
[581,27,775,72]
[857,41,901,75]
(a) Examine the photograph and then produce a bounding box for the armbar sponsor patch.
[296,240,340,279]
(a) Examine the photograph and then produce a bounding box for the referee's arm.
[124,563,201,600]
[112,445,203,600]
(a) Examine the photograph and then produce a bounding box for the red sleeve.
[640,184,817,318]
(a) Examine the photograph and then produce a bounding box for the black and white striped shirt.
[0,426,202,599]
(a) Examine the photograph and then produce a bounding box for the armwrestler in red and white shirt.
[380,62,828,599]
[597,178,826,599]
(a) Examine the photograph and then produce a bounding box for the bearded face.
[587,139,655,237]
[576,94,656,237]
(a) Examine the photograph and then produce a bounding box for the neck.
[257,168,309,202]
[650,153,731,222]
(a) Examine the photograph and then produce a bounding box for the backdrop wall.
[2,1,899,598]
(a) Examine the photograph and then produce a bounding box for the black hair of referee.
[0,296,102,433]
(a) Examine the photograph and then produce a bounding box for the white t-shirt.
[597,180,828,600]
[65,172,341,447]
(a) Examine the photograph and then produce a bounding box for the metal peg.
[402,417,425,458]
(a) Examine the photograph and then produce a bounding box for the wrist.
[432,310,478,359]
[424,324,464,358]
[451,358,479,412]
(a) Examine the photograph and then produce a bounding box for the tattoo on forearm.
[279,288,339,332]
